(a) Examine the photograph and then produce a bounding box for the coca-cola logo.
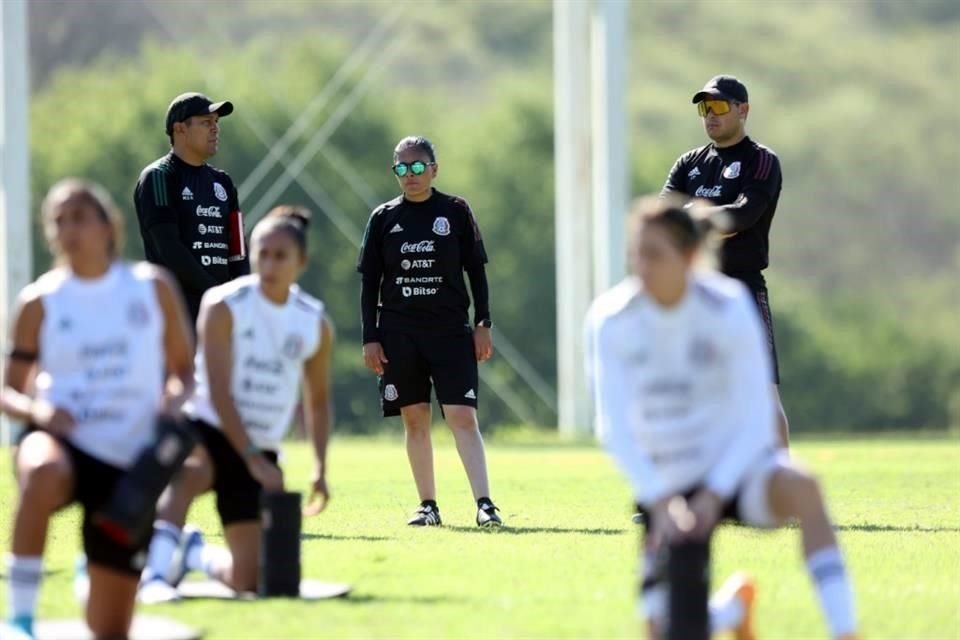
[401,240,436,254]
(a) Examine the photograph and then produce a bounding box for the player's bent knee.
[20,460,71,506]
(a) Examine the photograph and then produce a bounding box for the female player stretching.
[2,179,194,639]
[139,205,333,600]
[585,196,859,640]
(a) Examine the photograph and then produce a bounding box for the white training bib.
[186,276,323,450]
[33,262,165,468]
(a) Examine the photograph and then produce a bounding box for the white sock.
[6,554,43,620]
[709,590,745,632]
[807,546,857,637]
[143,521,181,583]
[193,545,231,579]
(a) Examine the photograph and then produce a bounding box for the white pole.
[0,0,31,448]
[591,0,629,296]
[553,0,594,436]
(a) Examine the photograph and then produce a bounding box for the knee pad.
[93,414,196,546]
[259,491,302,597]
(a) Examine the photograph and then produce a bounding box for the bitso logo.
[432,216,451,236]
[201,255,211,266]
[213,182,229,202]
[384,384,398,401]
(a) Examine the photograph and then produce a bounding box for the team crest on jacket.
[127,300,150,328]
[213,182,229,202]
[432,216,451,236]
[384,384,399,401]
[282,334,304,359]
[722,162,741,179]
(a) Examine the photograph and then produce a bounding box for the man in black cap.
[134,92,250,324]
[660,75,790,448]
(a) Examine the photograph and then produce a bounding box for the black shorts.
[378,329,479,417]
[14,430,151,577]
[729,273,780,384]
[192,419,280,526]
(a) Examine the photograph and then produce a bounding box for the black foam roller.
[259,491,302,597]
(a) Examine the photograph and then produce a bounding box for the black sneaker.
[407,502,442,526]
[476,500,502,528]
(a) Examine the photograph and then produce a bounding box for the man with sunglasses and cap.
[134,92,250,325]
[357,135,502,529]
[661,74,790,450]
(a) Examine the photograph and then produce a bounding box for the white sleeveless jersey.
[185,276,323,450]
[585,271,776,507]
[31,262,165,469]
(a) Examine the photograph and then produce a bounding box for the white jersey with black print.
[185,275,323,450]
[585,271,776,508]
[30,262,165,469]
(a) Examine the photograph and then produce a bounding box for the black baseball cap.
[691,75,749,104]
[165,92,234,136]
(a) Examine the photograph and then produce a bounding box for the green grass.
[2,433,959,639]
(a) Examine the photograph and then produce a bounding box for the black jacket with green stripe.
[134,151,250,322]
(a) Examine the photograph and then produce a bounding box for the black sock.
[421,500,438,509]
[477,497,492,507]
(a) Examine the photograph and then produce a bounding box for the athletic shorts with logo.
[15,429,152,576]
[729,272,780,384]
[191,419,280,526]
[378,329,479,417]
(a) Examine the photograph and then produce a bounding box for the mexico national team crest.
[432,216,451,236]
[384,384,399,401]
[722,161,741,179]
[282,334,304,359]
[689,337,717,365]
[213,182,229,202]
[127,300,149,328]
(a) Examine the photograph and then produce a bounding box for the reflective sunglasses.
[392,161,434,177]
[696,99,733,117]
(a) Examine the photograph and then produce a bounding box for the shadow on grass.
[343,593,469,606]
[445,525,626,536]
[835,524,960,533]
[301,533,393,542]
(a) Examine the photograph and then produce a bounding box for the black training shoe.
[476,500,502,528]
[407,502,442,526]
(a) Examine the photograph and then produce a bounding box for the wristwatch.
[477,319,493,329]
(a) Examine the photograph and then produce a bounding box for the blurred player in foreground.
[2,179,194,639]
[585,196,859,640]
[139,206,334,601]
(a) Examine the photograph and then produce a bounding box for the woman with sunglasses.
[357,135,501,528]
[660,74,790,451]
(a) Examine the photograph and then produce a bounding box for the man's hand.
[362,342,388,375]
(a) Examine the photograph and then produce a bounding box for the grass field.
[1,432,958,639]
